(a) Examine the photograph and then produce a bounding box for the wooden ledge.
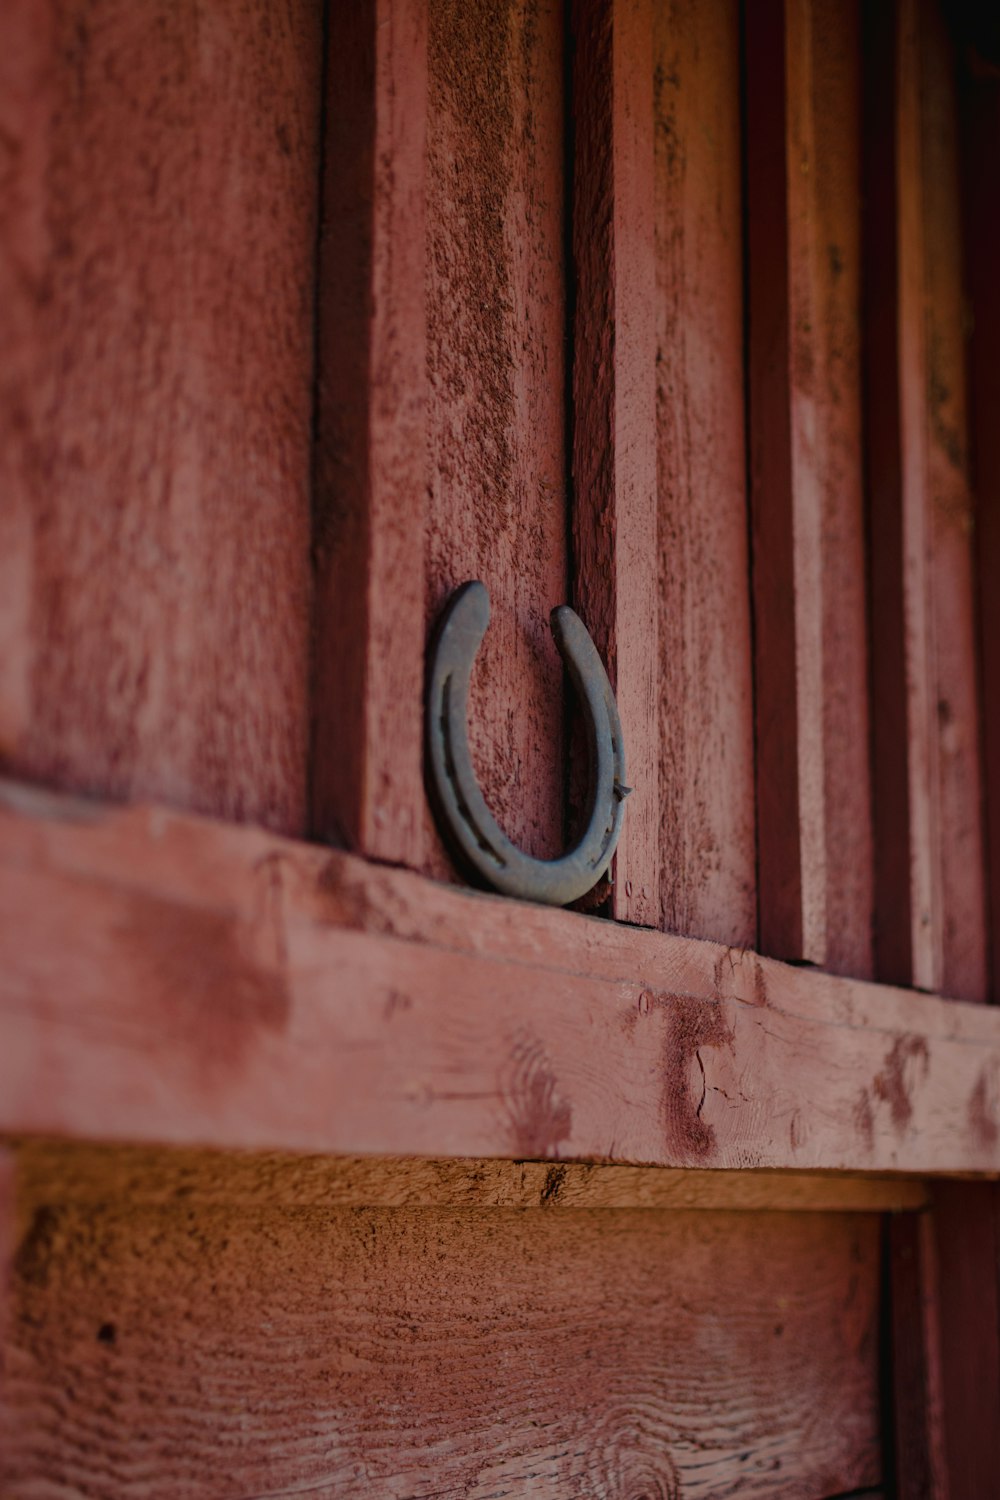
[6,1140,929,1213]
[2,778,1000,1173]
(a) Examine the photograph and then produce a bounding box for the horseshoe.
[425,580,630,906]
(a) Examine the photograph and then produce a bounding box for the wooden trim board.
[4,1140,928,1213]
[2,778,1000,1172]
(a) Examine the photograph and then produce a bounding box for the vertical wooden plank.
[572,0,660,924]
[0,0,321,834]
[653,0,756,947]
[886,1212,948,1500]
[866,0,988,1000]
[745,0,874,973]
[961,57,1000,1004]
[890,1190,1000,1500]
[863,0,913,990]
[312,0,428,863]
[423,0,569,874]
[931,1183,1000,1499]
[0,1148,13,1492]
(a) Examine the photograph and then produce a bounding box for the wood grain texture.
[653,0,756,947]
[571,0,660,923]
[0,0,321,834]
[426,0,569,873]
[6,1140,930,1214]
[311,0,429,863]
[4,780,1000,1171]
[745,0,874,972]
[3,1189,882,1498]
[866,0,988,999]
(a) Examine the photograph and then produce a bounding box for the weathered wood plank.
[3,781,1000,1171]
[886,1210,948,1498]
[3,1191,882,1498]
[6,1140,930,1214]
[888,1185,1000,1500]
[745,0,873,972]
[928,1182,1000,1499]
[0,1147,12,1464]
[571,0,660,923]
[0,0,320,834]
[425,0,570,876]
[960,52,1000,1004]
[866,0,988,999]
[311,0,428,864]
[653,0,756,948]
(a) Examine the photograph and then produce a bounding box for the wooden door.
[2,1,1000,1496]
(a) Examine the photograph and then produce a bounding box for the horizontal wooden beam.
[2,779,1000,1173]
[6,1140,928,1213]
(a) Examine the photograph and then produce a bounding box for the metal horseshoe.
[425,580,630,906]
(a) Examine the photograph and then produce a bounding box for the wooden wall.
[2,0,998,1495]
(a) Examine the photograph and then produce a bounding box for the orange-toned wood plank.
[424,0,569,874]
[8,1140,930,1214]
[745,0,874,973]
[866,0,988,1000]
[653,0,756,946]
[311,0,428,863]
[4,781,1000,1171]
[961,62,1000,1003]
[571,0,659,923]
[3,1189,882,1498]
[0,0,320,834]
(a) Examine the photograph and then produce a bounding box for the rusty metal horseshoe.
[425,580,630,906]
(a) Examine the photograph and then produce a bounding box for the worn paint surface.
[4,1172,881,1498]
[745,0,874,974]
[571,0,660,924]
[0,0,321,833]
[653,0,756,948]
[426,0,569,870]
[3,785,1000,1175]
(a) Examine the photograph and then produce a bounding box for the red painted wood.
[0,0,321,834]
[0,1148,12,1468]
[863,0,913,991]
[425,0,569,874]
[314,0,570,882]
[961,65,1000,1004]
[653,0,756,948]
[311,0,428,864]
[930,1182,1000,1499]
[4,782,1000,1173]
[745,0,874,973]
[887,1211,948,1499]
[867,0,987,1000]
[3,1188,882,1499]
[571,0,659,924]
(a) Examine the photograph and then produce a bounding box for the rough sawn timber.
[3,780,1000,1173]
[3,1190,881,1500]
[744,0,874,973]
[653,0,757,950]
[571,0,660,925]
[5,1140,929,1214]
[0,0,320,836]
